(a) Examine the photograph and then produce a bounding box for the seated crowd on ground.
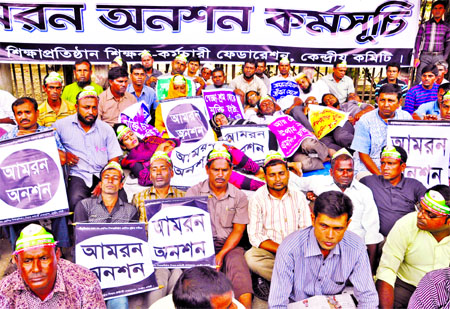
[1,18,450,308]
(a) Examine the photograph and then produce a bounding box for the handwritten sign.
[160,97,214,143]
[145,196,215,268]
[156,76,196,101]
[75,223,158,300]
[270,78,300,101]
[221,125,270,164]
[308,105,348,139]
[387,120,450,187]
[269,116,314,158]
[0,130,69,225]
[203,89,244,120]
[120,102,162,139]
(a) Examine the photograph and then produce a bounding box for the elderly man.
[230,59,268,103]
[61,59,103,104]
[141,50,163,89]
[186,145,253,309]
[404,65,439,114]
[435,60,449,85]
[246,152,311,289]
[201,63,214,85]
[376,185,450,308]
[360,146,426,238]
[74,161,137,308]
[99,67,137,126]
[351,83,412,176]
[0,224,105,307]
[38,72,76,127]
[291,149,383,271]
[374,62,408,99]
[127,63,158,114]
[53,86,123,211]
[321,61,355,104]
[269,191,379,308]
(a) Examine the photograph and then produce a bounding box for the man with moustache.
[186,145,253,309]
[374,62,408,100]
[99,66,137,126]
[38,72,76,127]
[230,59,268,103]
[205,68,230,90]
[141,50,162,89]
[127,63,158,113]
[255,60,271,90]
[53,86,123,211]
[61,59,103,104]
[321,60,355,104]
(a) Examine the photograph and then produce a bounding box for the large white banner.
[387,120,450,188]
[0,0,420,66]
[0,130,70,225]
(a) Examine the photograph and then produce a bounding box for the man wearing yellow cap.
[0,224,106,307]
[186,144,253,308]
[376,185,450,308]
[321,60,355,104]
[38,71,76,127]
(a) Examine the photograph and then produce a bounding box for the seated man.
[269,191,378,308]
[291,149,383,271]
[320,60,355,104]
[374,62,408,100]
[408,267,450,309]
[0,224,105,307]
[376,185,450,308]
[127,63,158,114]
[186,145,253,308]
[360,146,426,237]
[205,67,230,90]
[404,65,439,114]
[53,86,123,210]
[246,152,311,285]
[230,59,268,103]
[415,84,450,120]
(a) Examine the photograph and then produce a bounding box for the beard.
[302,83,312,94]
[77,79,91,88]
[77,112,97,126]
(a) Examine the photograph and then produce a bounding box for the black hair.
[245,90,259,105]
[11,97,38,113]
[321,93,338,106]
[439,82,450,93]
[263,159,288,174]
[432,0,446,9]
[108,66,128,81]
[173,266,233,309]
[187,55,201,64]
[212,67,224,75]
[378,83,402,100]
[74,59,92,70]
[421,64,439,76]
[380,145,408,164]
[256,60,267,66]
[313,191,353,220]
[386,62,400,71]
[130,63,145,74]
[243,58,257,67]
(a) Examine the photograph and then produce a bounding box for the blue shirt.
[53,114,122,187]
[269,226,378,309]
[126,84,158,111]
[0,125,64,151]
[404,84,439,114]
[413,99,441,117]
[351,109,412,173]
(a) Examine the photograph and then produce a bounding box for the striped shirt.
[38,99,76,127]
[269,227,378,308]
[408,267,450,309]
[374,78,408,98]
[132,186,185,223]
[414,19,450,58]
[404,83,439,114]
[247,185,311,248]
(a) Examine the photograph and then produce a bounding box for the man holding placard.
[186,144,253,309]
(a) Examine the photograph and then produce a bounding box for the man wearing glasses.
[376,185,450,308]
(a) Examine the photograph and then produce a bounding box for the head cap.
[141,50,152,58]
[443,90,450,101]
[332,148,353,160]
[150,151,172,166]
[101,161,124,179]
[208,144,231,162]
[174,54,188,63]
[381,146,402,160]
[116,124,132,141]
[112,56,123,67]
[336,61,347,68]
[78,86,98,100]
[279,57,290,65]
[14,224,56,255]
[45,71,63,85]
[294,72,308,82]
[173,75,186,86]
[264,151,286,167]
[420,190,450,216]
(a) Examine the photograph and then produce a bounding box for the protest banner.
[387,120,450,188]
[269,116,315,158]
[0,130,69,225]
[308,105,349,139]
[145,196,215,268]
[0,1,419,66]
[75,223,158,300]
[159,96,214,143]
[156,76,196,101]
[221,124,270,164]
[119,102,162,139]
[203,89,244,120]
[269,78,300,101]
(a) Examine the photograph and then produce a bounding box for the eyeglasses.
[415,203,447,219]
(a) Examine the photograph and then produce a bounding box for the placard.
[119,102,162,139]
[203,89,244,120]
[156,76,197,101]
[308,105,349,139]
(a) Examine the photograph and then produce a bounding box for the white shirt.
[289,174,384,245]
[248,185,312,248]
[244,109,285,124]
[298,79,330,103]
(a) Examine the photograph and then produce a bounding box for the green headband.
[443,90,450,101]
[78,86,98,100]
[14,224,56,255]
[150,151,172,165]
[113,56,123,67]
[336,61,347,68]
[173,75,186,86]
[279,57,290,65]
[141,50,152,58]
[208,144,231,162]
[116,125,132,141]
[381,146,402,160]
[101,161,124,179]
[45,71,63,85]
[421,190,450,216]
[264,150,286,167]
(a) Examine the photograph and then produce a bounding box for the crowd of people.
[0,1,450,308]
